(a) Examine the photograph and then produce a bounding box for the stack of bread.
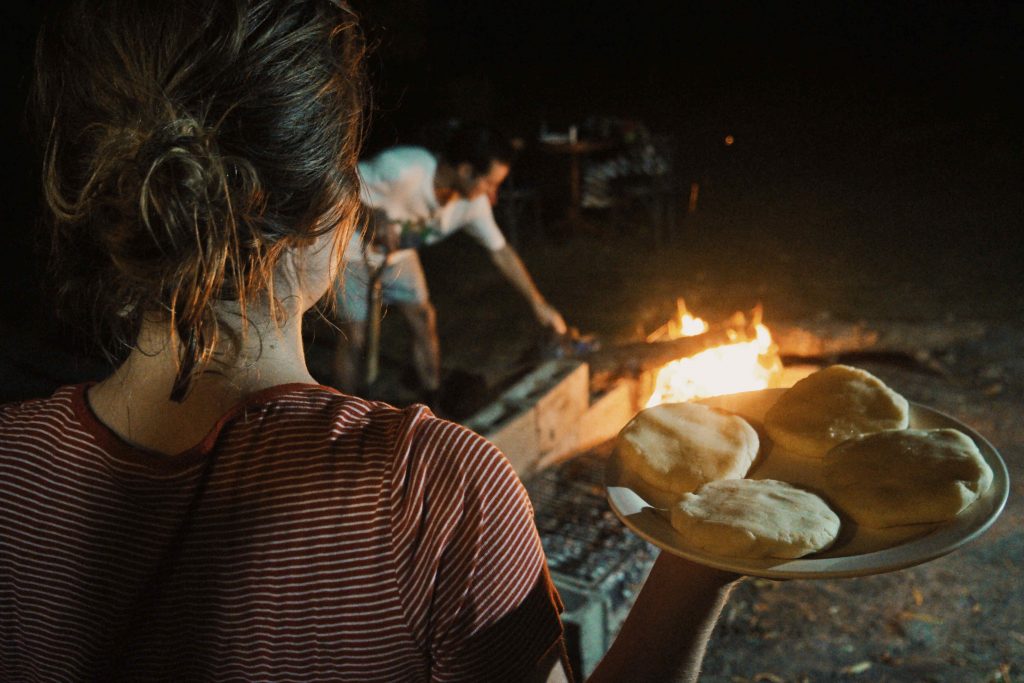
[614,364,994,560]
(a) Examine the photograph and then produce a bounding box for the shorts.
[336,249,430,323]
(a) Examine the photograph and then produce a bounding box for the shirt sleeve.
[440,565,570,683]
[458,195,507,252]
[393,414,564,682]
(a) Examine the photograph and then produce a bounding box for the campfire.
[469,297,796,476]
[643,299,783,406]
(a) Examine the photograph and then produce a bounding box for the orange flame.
[645,300,781,407]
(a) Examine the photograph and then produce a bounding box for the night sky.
[352,1,1020,144]
[1,1,1021,322]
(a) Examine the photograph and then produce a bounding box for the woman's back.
[0,383,560,680]
[11,0,745,679]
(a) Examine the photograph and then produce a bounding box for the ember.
[644,299,783,406]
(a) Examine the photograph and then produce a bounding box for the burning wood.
[586,310,761,375]
[472,300,782,475]
[583,300,784,407]
[771,319,986,358]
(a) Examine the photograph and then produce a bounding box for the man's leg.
[386,252,441,395]
[331,254,371,394]
[334,249,441,398]
[332,321,366,394]
[396,300,441,393]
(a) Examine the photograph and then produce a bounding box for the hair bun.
[135,119,225,256]
[137,120,206,171]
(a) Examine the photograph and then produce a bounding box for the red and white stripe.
[0,384,563,681]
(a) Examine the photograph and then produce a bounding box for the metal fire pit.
[525,450,657,678]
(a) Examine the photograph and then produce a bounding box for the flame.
[645,300,781,407]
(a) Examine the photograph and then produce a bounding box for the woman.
[0,1,737,681]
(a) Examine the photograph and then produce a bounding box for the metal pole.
[360,249,389,395]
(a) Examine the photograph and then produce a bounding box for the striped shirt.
[0,383,564,682]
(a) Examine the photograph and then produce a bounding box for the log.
[586,317,758,375]
[769,319,989,377]
[771,320,986,357]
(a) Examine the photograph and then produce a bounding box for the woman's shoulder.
[267,387,529,545]
[0,385,102,464]
[0,384,82,426]
[248,384,509,476]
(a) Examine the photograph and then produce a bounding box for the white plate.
[605,389,1010,579]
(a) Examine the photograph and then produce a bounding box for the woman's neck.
[87,306,318,455]
[132,307,313,391]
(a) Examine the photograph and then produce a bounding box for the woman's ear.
[276,229,340,313]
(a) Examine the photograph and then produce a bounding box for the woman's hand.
[585,551,744,683]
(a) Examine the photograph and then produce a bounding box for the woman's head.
[32,0,366,399]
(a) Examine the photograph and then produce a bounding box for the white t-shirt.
[352,146,507,264]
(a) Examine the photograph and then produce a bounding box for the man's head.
[441,125,513,204]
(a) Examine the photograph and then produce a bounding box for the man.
[333,125,567,401]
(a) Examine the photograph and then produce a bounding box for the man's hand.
[534,301,568,336]
[488,245,568,336]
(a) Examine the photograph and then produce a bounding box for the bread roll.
[764,364,909,458]
[670,479,841,559]
[616,402,759,496]
[822,428,994,528]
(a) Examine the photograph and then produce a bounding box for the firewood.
[771,320,986,357]
[586,317,757,375]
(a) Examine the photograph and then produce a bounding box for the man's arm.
[489,244,568,335]
[538,552,740,682]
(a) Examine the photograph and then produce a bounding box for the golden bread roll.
[822,428,993,528]
[616,402,759,496]
[764,364,909,458]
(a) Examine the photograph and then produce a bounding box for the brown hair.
[32,0,367,400]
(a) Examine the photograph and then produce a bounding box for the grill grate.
[525,449,657,677]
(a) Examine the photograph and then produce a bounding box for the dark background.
[1,1,1022,399]
[353,1,1019,144]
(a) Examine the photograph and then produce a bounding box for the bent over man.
[333,125,567,401]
